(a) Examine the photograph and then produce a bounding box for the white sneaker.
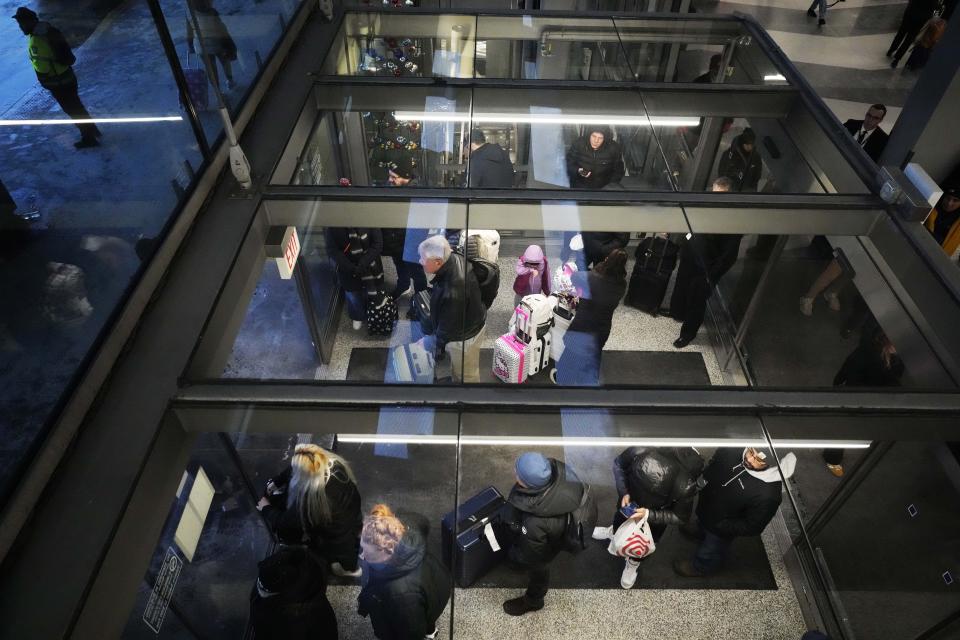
[592,525,613,541]
[620,557,641,589]
[799,297,814,316]
[424,627,439,640]
[331,562,362,578]
[352,320,363,330]
[824,292,841,312]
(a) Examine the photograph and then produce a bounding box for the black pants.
[889,17,925,61]
[391,258,428,297]
[670,245,712,342]
[47,80,100,141]
[524,564,550,606]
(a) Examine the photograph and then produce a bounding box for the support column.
[880,17,960,183]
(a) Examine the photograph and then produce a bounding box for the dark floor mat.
[346,348,711,386]
[470,526,777,590]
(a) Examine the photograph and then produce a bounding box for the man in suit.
[844,104,888,163]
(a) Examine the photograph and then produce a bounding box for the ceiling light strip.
[0,116,184,126]
[334,434,871,448]
[392,111,700,127]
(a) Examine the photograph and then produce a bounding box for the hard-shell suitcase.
[493,333,528,384]
[509,293,556,342]
[526,332,551,377]
[550,298,574,362]
[390,341,435,384]
[625,235,678,315]
[441,486,515,587]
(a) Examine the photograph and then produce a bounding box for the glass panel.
[764,415,960,640]
[470,87,676,191]
[474,16,633,81]
[0,0,203,497]
[160,0,300,145]
[456,410,810,633]
[321,13,477,78]
[120,433,273,639]
[279,84,471,187]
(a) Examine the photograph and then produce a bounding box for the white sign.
[276,226,301,280]
[143,547,183,634]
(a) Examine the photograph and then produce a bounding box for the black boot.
[503,596,544,616]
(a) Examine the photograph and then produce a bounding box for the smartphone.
[619,502,639,518]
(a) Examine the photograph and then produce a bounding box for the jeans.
[344,290,365,321]
[555,330,601,386]
[444,324,486,383]
[692,527,734,574]
[808,0,826,18]
[391,258,428,298]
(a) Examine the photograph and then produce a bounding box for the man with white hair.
[418,235,486,382]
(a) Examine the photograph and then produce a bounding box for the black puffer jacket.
[261,463,363,567]
[426,252,486,351]
[326,227,385,292]
[567,270,626,349]
[249,549,338,640]
[695,448,790,539]
[717,134,762,192]
[358,515,451,640]
[507,459,585,567]
[566,128,625,189]
[613,447,704,527]
[582,231,630,267]
[469,143,515,188]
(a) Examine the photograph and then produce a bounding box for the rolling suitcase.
[625,235,678,315]
[441,486,515,587]
[550,297,574,362]
[508,294,556,340]
[390,341,434,384]
[493,332,529,384]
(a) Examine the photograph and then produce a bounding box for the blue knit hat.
[516,452,552,489]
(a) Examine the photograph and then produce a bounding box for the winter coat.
[513,245,550,296]
[469,143,515,188]
[326,228,384,292]
[613,447,704,528]
[695,448,796,539]
[507,459,585,567]
[900,0,938,25]
[260,463,363,567]
[717,135,762,192]
[833,344,905,387]
[358,514,451,640]
[249,550,338,640]
[567,270,626,349]
[566,128,626,189]
[684,233,743,284]
[381,228,407,260]
[925,204,960,257]
[425,252,486,351]
[582,231,630,267]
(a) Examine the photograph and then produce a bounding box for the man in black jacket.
[582,231,630,269]
[250,547,338,640]
[669,177,742,349]
[566,126,625,189]
[888,0,937,67]
[418,234,486,382]
[674,447,796,577]
[13,7,101,148]
[717,128,762,192]
[503,452,586,616]
[843,104,888,163]
[592,447,704,589]
[468,129,515,188]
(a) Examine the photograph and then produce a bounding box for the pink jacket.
[513,245,551,296]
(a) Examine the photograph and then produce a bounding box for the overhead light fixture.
[393,111,700,127]
[763,74,787,82]
[0,116,184,126]
[334,434,871,449]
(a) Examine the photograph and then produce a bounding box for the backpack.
[466,255,500,309]
[562,482,598,554]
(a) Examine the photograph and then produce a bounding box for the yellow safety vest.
[28,31,70,78]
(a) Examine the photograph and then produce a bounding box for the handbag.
[607,513,657,560]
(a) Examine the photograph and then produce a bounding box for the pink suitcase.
[493,333,528,384]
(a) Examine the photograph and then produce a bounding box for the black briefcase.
[441,486,515,587]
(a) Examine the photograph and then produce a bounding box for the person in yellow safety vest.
[925,186,960,260]
[13,7,101,149]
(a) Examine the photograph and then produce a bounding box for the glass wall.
[0,0,307,501]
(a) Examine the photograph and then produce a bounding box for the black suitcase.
[625,236,679,315]
[441,486,515,587]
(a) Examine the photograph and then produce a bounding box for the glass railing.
[120,406,960,639]
[0,0,311,499]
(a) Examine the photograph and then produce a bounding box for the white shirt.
[856,126,875,146]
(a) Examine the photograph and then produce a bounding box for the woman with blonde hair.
[357,504,451,640]
[258,444,363,577]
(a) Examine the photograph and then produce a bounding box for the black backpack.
[465,255,500,309]
[562,482,598,554]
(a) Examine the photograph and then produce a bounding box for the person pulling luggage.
[502,452,589,616]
